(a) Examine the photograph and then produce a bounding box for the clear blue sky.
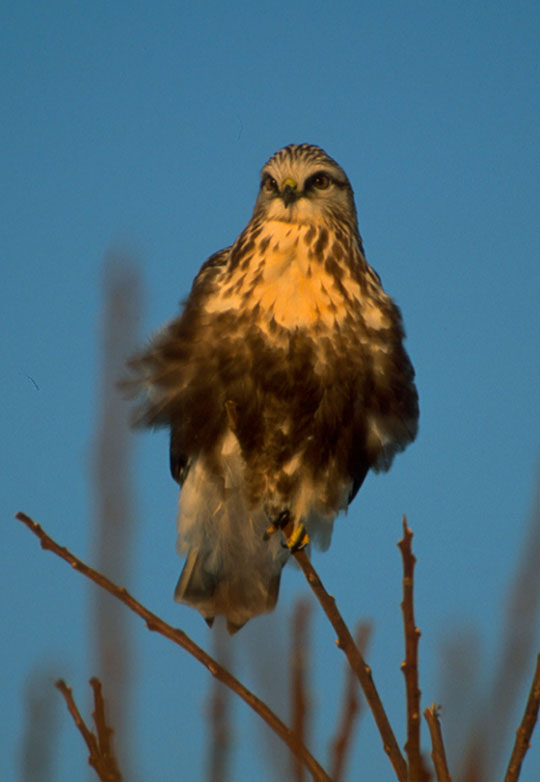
[2,1,540,779]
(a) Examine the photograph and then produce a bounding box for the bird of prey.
[127,143,418,633]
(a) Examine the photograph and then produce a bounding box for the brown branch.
[56,679,122,781]
[398,517,429,780]
[505,652,540,782]
[424,705,451,782]
[330,622,372,782]
[90,678,120,777]
[290,599,313,782]
[56,681,99,762]
[15,512,331,782]
[293,547,407,782]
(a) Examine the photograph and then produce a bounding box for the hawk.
[127,143,418,633]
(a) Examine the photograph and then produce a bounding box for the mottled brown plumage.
[127,144,418,633]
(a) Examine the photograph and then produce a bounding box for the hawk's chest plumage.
[204,219,385,336]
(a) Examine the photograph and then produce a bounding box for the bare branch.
[15,512,331,782]
[330,622,372,781]
[56,679,122,781]
[90,678,120,777]
[505,653,540,782]
[293,548,407,782]
[56,680,99,760]
[424,705,451,782]
[398,517,430,780]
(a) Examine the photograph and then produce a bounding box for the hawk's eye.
[262,176,278,193]
[310,173,330,190]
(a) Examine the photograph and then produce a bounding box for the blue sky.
[2,1,540,779]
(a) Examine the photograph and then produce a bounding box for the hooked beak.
[281,177,298,207]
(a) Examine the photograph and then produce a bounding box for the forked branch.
[56,678,122,781]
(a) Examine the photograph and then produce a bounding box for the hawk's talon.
[284,522,310,552]
[264,511,309,550]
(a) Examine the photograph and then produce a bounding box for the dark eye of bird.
[308,173,331,190]
[262,176,278,192]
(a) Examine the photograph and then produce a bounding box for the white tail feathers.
[174,431,289,633]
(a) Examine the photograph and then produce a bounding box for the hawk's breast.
[205,220,390,334]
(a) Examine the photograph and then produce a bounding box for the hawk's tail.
[174,432,289,634]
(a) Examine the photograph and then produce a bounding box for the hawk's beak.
[281,178,298,207]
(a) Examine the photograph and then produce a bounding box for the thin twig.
[56,680,99,760]
[505,652,540,782]
[15,512,331,782]
[330,622,372,782]
[293,547,407,782]
[424,705,452,782]
[398,517,429,780]
[90,678,120,777]
[56,679,122,781]
[291,599,312,782]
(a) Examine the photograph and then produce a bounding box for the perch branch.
[293,547,407,782]
[15,512,331,782]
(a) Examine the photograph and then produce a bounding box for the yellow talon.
[284,522,310,551]
[264,515,310,551]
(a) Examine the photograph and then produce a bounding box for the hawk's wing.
[126,246,231,485]
[168,247,230,485]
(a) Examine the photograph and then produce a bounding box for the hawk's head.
[253,144,358,227]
